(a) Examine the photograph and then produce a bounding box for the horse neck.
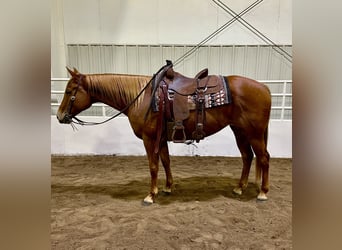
[85,74,150,114]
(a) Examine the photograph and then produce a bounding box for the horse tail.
[255,124,269,185]
[264,124,269,148]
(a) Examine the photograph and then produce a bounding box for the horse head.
[56,67,92,124]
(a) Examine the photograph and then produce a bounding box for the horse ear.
[66,66,81,77]
[66,66,76,77]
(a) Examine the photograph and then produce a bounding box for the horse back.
[227,75,271,104]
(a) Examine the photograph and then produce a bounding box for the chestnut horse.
[56,66,271,204]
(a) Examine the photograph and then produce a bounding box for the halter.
[66,75,82,117]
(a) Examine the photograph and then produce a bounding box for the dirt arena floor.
[51,155,292,249]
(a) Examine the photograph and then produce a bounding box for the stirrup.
[172,122,186,143]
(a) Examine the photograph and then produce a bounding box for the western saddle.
[151,61,228,152]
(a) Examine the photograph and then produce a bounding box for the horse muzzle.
[56,112,72,124]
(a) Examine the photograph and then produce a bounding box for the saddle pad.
[188,86,229,109]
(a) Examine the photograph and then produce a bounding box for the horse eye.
[65,90,72,94]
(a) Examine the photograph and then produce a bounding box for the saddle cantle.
[151,61,231,152]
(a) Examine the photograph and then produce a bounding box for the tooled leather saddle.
[150,61,231,153]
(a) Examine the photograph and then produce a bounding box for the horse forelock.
[85,74,150,107]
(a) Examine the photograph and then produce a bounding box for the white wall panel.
[51,117,292,157]
[62,0,291,45]
[113,45,128,73]
[53,0,291,76]
[244,46,258,78]
[66,44,292,80]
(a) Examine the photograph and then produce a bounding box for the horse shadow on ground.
[52,175,259,205]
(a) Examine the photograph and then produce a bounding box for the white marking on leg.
[143,194,154,204]
[163,187,172,193]
[143,187,158,204]
[153,186,158,195]
[257,191,268,201]
[233,187,242,195]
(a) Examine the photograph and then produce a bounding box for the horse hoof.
[233,187,242,195]
[143,194,154,205]
[142,200,153,206]
[162,187,172,195]
[257,192,268,201]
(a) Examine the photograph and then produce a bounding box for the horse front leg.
[142,135,160,204]
[159,139,173,194]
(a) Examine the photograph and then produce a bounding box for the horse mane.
[85,74,151,107]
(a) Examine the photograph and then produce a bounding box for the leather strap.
[154,84,165,154]
[192,81,206,142]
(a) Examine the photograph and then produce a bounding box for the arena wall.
[51,117,291,157]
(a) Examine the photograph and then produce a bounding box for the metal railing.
[260,79,292,120]
[51,78,292,120]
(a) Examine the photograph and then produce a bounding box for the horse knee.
[149,164,159,175]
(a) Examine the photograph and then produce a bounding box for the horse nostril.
[57,112,68,123]
[57,114,64,123]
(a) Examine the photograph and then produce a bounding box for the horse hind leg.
[159,139,173,194]
[250,130,270,201]
[230,126,254,196]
